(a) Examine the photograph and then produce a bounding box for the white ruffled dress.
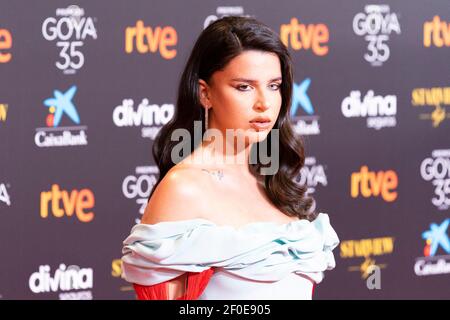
[121,212,339,300]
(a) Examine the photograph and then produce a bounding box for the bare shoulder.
[140,165,213,225]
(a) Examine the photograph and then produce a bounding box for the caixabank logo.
[341,90,397,130]
[203,6,252,29]
[280,18,329,56]
[294,156,328,195]
[351,165,398,202]
[411,87,450,128]
[122,166,158,224]
[423,16,450,48]
[340,236,395,280]
[35,85,88,148]
[40,184,95,223]
[29,263,93,300]
[353,5,401,66]
[290,78,321,135]
[42,5,97,74]
[420,149,450,211]
[125,20,177,59]
[0,26,12,63]
[112,98,174,140]
[414,218,450,276]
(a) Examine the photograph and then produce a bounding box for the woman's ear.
[198,79,211,109]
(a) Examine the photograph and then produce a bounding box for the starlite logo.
[414,219,450,276]
[0,103,8,122]
[411,87,450,128]
[290,78,320,135]
[34,85,88,148]
[340,236,394,280]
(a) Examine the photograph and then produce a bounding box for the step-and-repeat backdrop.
[0,0,448,299]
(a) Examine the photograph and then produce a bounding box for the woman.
[121,16,339,300]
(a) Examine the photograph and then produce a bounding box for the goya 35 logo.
[295,156,328,195]
[35,85,88,148]
[122,166,158,224]
[290,78,321,135]
[414,218,450,276]
[203,6,251,29]
[353,5,401,66]
[420,149,450,211]
[42,5,97,74]
[40,184,95,223]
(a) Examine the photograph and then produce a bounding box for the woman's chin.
[246,130,271,144]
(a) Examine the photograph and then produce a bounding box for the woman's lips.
[249,120,272,131]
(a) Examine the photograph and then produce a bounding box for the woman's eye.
[270,83,281,90]
[237,84,251,91]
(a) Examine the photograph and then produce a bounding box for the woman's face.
[199,50,283,145]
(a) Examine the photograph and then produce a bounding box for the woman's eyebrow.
[230,76,282,83]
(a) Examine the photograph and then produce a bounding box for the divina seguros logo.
[113,98,174,139]
[29,263,93,300]
[341,90,397,130]
[35,85,88,148]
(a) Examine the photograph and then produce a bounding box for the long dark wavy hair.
[149,16,317,221]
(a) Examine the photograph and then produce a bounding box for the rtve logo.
[351,166,398,202]
[125,21,177,59]
[0,27,12,63]
[40,184,95,222]
[280,18,329,56]
[424,16,450,48]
